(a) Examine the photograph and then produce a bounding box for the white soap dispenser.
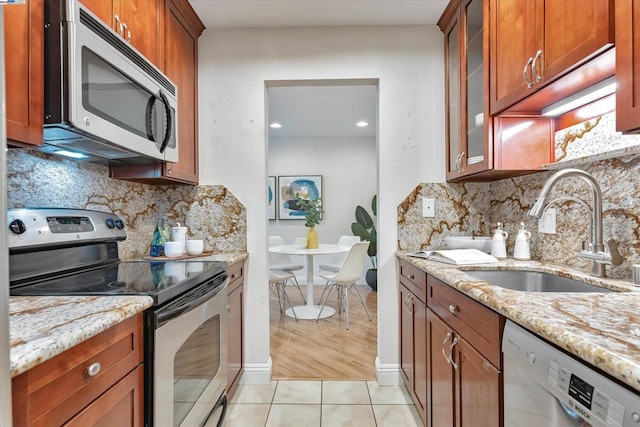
[491,222,508,259]
[513,222,531,260]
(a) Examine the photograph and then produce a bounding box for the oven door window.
[173,314,221,425]
[81,47,166,145]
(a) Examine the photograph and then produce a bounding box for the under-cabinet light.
[270,122,282,128]
[356,121,369,127]
[542,76,616,117]
[54,150,89,159]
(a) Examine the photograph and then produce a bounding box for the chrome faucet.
[528,168,622,277]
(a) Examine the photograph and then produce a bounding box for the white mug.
[171,223,188,254]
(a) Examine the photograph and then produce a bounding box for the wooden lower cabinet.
[227,261,245,398]
[428,309,501,427]
[400,284,428,424]
[12,314,144,427]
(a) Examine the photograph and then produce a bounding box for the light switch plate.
[422,198,435,218]
[538,208,556,234]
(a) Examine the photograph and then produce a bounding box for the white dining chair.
[318,235,361,273]
[316,241,372,329]
[269,269,299,320]
[268,235,306,303]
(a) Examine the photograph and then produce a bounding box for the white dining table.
[268,244,350,319]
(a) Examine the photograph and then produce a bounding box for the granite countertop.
[9,295,153,378]
[397,251,640,393]
[196,252,247,265]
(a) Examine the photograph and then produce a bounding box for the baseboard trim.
[239,357,273,385]
[375,357,402,385]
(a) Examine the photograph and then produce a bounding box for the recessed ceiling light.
[356,121,369,127]
[54,150,89,159]
[270,122,282,128]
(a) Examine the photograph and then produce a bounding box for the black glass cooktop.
[10,260,227,306]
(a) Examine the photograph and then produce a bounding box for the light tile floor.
[226,380,422,426]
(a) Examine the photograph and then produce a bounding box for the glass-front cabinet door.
[443,0,490,181]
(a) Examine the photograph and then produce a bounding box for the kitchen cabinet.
[489,0,614,115]
[616,0,640,134]
[426,275,503,427]
[12,313,144,426]
[398,260,427,425]
[4,0,44,147]
[109,0,204,185]
[227,260,245,399]
[79,0,164,67]
[439,0,554,182]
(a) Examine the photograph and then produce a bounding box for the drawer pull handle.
[231,274,237,279]
[441,332,452,364]
[407,274,415,280]
[448,305,458,314]
[86,362,101,377]
[449,337,459,370]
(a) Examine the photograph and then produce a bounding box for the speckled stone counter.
[194,252,247,265]
[397,252,640,393]
[9,295,153,378]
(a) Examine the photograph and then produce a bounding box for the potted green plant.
[351,195,377,291]
[297,197,323,248]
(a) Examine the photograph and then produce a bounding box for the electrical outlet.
[538,208,556,234]
[422,198,435,218]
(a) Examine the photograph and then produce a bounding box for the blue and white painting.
[278,175,323,219]
[268,176,276,220]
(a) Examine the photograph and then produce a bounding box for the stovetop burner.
[11,260,226,306]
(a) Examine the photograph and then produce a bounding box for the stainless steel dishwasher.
[502,320,640,427]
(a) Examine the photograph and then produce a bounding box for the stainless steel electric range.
[8,208,228,427]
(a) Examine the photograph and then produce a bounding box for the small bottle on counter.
[150,218,169,257]
[491,222,508,259]
[513,222,531,261]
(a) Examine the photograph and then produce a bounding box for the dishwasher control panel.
[503,320,640,427]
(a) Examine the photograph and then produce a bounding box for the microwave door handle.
[158,90,172,154]
[145,96,155,141]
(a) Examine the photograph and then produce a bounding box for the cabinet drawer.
[427,276,503,368]
[228,261,244,294]
[399,260,427,304]
[12,313,143,427]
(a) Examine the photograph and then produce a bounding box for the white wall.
[268,136,377,280]
[198,25,445,384]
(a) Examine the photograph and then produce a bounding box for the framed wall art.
[268,176,277,220]
[278,175,323,220]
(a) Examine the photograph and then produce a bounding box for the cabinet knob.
[231,274,237,279]
[86,362,101,377]
[448,304,458,314]
[407,274,415,280]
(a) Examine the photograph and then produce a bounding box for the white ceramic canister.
[513,222,531,260]
[170,222,188,254]
[490,222,508,259]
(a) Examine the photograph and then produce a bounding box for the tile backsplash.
[7,150,246,260]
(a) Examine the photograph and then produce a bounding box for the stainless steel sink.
[464,270,615,293]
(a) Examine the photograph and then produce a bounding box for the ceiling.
[188,0,449,29]
[268,85,378,139]
[189,0,447,139]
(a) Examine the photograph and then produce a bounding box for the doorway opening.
[266,79,379,380]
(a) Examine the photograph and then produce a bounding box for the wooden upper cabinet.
[4,0,44,147]
[616,0,640,133]
[490,0,614,115]
[80,0,164,67]
[163,0,203,184]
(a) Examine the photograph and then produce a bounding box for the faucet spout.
[528,168,617,277]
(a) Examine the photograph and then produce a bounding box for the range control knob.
[115,219,125,229]
[105,218,116,229]
[9,219,27,235]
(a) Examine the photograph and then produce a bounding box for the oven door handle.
[156,280,226,324]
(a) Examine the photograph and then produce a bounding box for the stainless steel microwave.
[43,0,178,164]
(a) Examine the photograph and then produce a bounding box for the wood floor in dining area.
[270,284,377,381]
